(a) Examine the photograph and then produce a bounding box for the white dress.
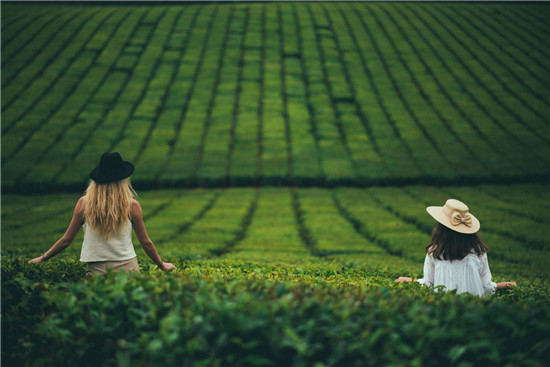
[416,252,497,297]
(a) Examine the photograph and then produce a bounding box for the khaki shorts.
[86,257,140,276]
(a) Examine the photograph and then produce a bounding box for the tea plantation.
[2,2,549,367]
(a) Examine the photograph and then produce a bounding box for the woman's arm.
[420,253,435,286]
[130,200,175,271]
[29,197,85,263]
[395,254,433,285]
[479,252,499,294]
[395,277,415,283]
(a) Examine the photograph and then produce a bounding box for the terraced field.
[2,2,549,191]
[3,183,550,278]
[2,2,550,367]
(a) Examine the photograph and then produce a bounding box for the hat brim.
[90,162,134,183]
[426,206,480,234]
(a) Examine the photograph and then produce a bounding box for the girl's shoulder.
[130,199,143,217]
[76,196,86,211]
[477,251,488,261]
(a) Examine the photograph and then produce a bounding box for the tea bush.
[2,257,549,367]
[2,1,549,366]
[2,2,548,191]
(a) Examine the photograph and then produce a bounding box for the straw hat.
[426,199,480,234]
[90,152,134,183]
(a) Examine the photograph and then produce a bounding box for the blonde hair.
[83,178,137,239]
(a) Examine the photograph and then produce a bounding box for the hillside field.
[2,1,550,366]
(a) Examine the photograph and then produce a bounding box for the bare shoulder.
[75,196,86,210]
[130,199,143,216]
[72,197,86,222]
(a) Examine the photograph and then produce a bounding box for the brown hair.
[83,178,136,239]
[426,223,490,261]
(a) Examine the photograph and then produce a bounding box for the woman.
[396,199,516,296]
[29,152,175,275]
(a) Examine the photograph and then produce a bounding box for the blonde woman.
[29,152,175,275]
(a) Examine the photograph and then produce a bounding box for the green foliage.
[2,184,550,366]
[2,2,548,190]
[2,257,549,367]
[2,1,550,366]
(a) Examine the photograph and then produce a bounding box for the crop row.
[2,2,549,191]
[3,183,549,278]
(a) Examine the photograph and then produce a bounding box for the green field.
[2,1,549,190]
[2,2,550,366]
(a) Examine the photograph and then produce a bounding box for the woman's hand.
[160,262,176,271]
[497,281,517,289]
[28,255,45,264]
[395,277,414,283]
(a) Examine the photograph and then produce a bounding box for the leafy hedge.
[3,256,549,367]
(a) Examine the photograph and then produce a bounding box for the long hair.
[426,223,490,261]
[83,178,136,239]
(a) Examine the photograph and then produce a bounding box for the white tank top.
[80,221,136,262]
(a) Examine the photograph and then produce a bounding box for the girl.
[29,152,175,275]
[395,199,516,296]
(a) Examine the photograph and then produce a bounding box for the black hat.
[90,152,134,183]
